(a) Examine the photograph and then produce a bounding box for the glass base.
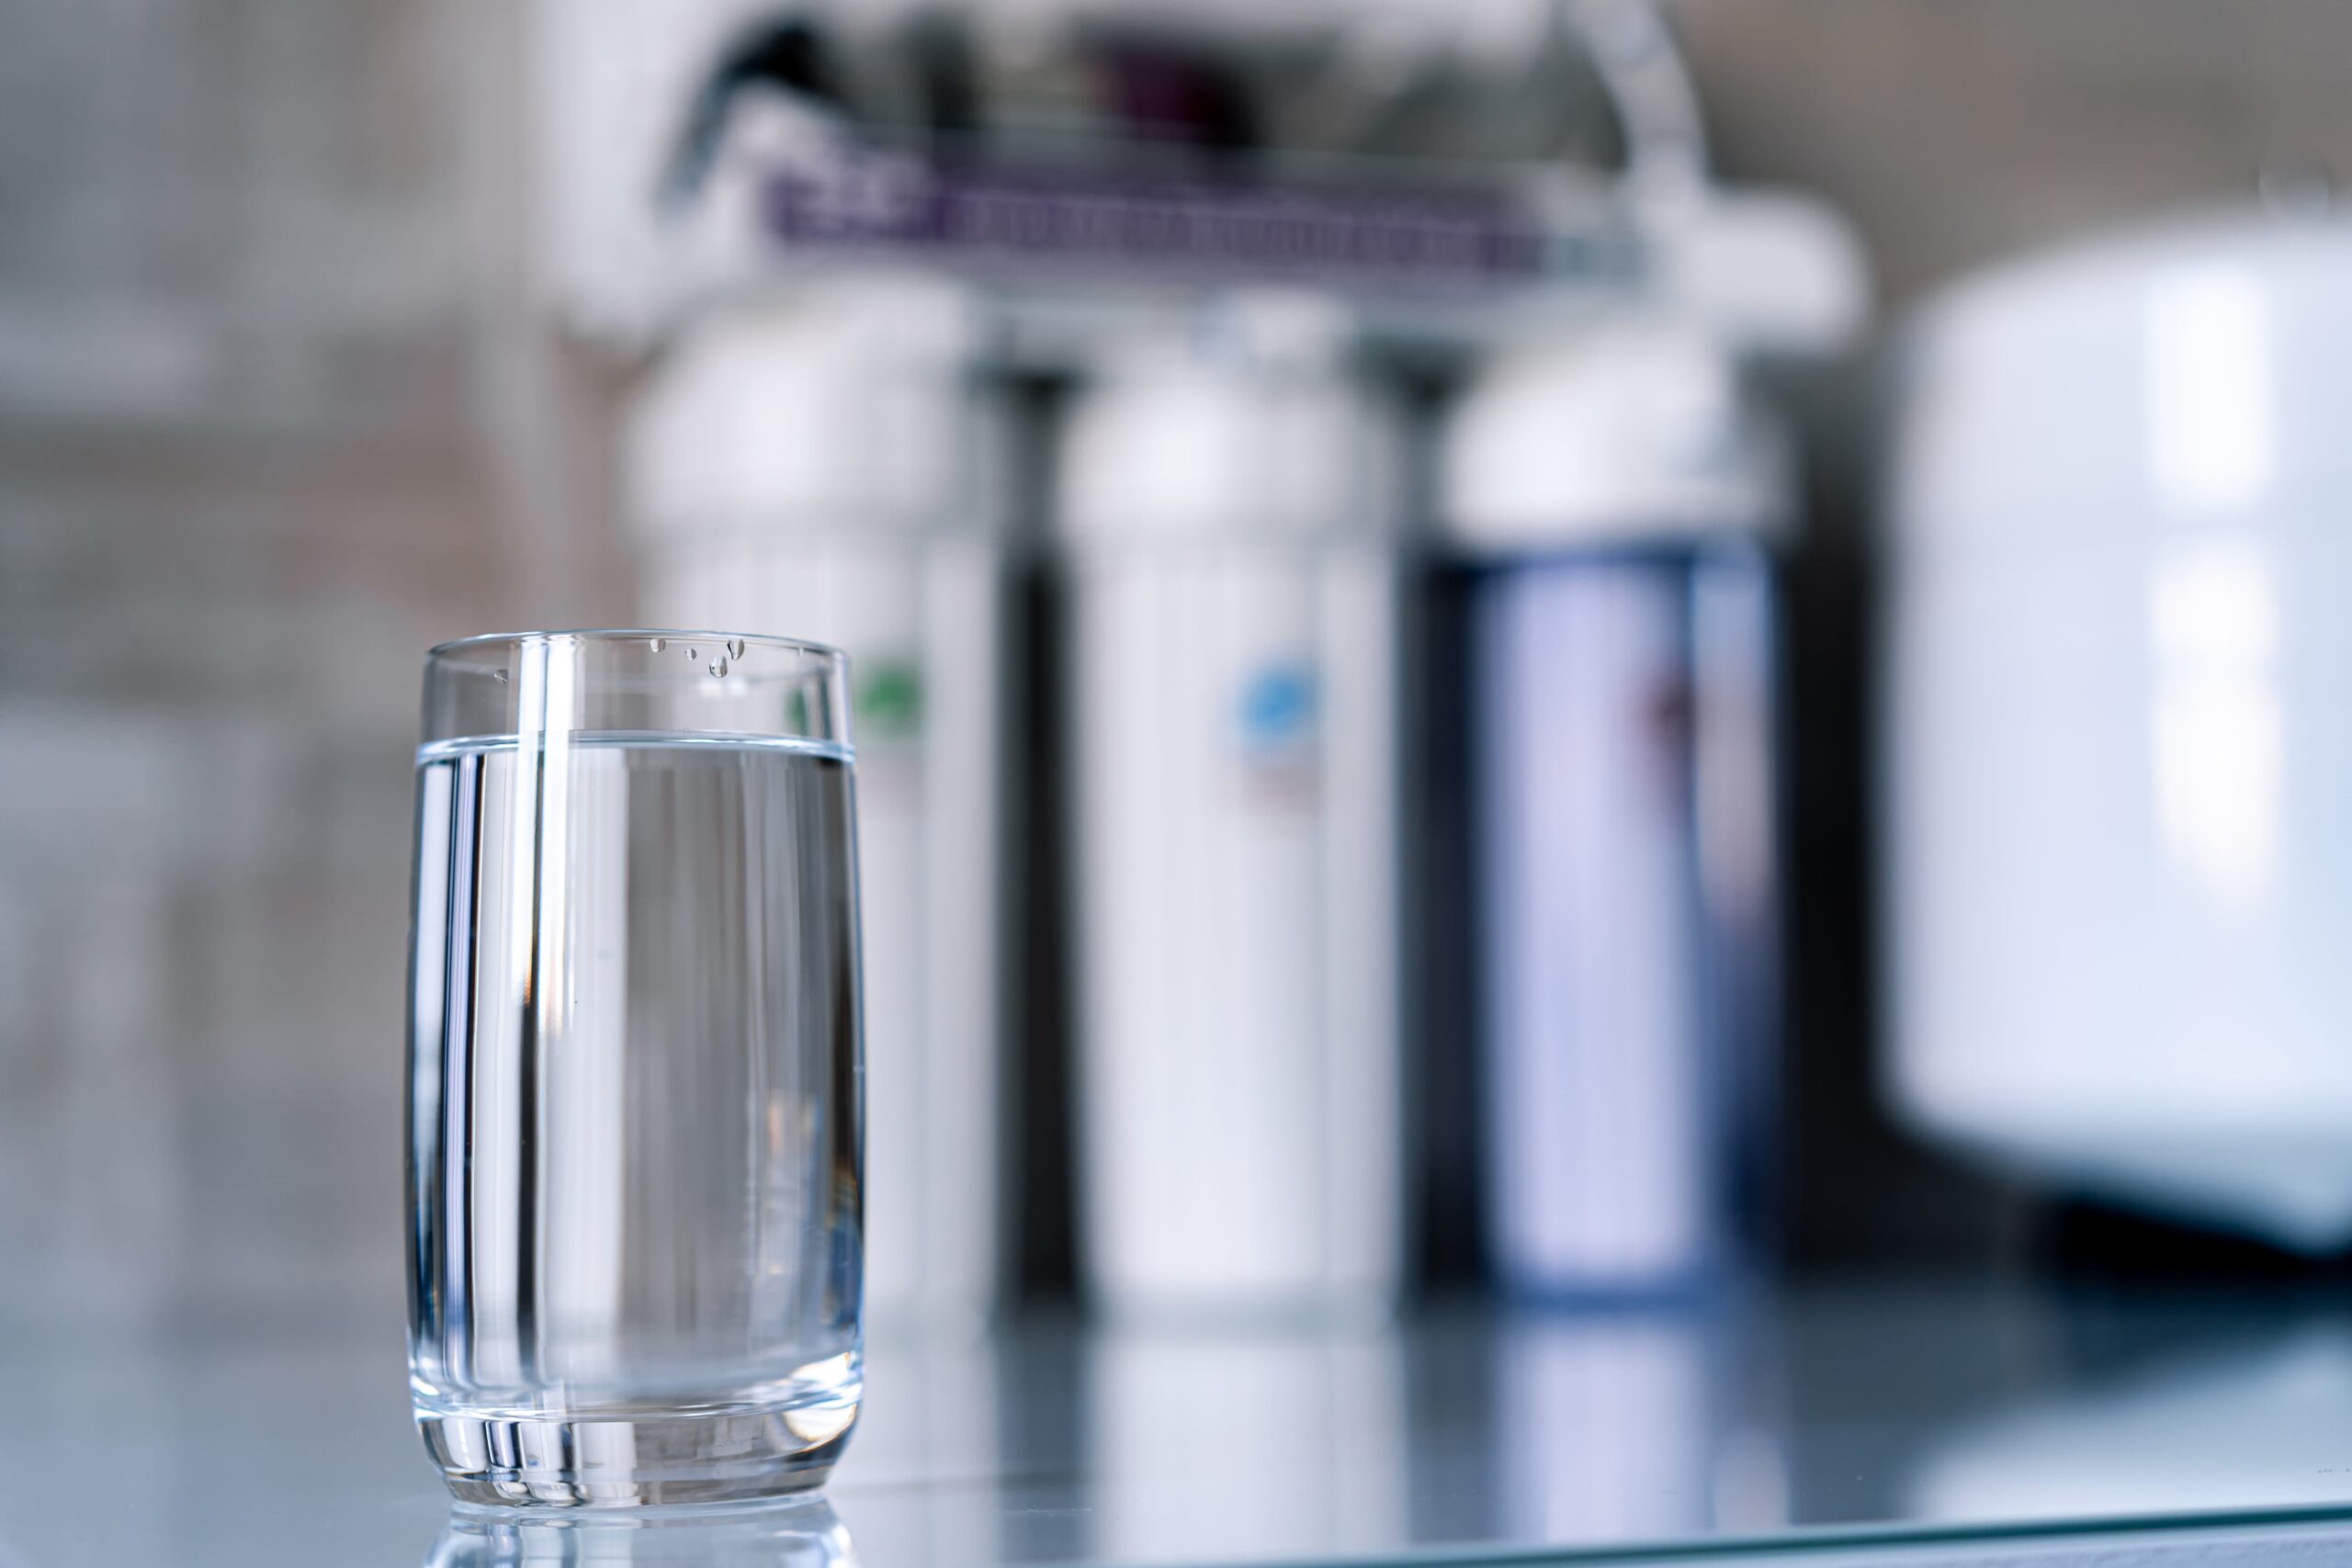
[420,1404,857,1507]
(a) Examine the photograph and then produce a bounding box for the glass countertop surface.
[6,1280,2352,1566]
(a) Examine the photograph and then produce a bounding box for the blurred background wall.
[6,0,2351,1326]
[1682,0,2352,309]
[0,0,546,1326]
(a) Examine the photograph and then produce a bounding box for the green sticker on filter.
[858,663,923,740]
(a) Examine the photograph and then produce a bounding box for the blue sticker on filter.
[1238,663,1317,753]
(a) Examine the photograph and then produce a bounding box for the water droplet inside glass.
[686,647,699,661]
[709,655,730,678]
[727,638,746,660]
[650,637,666,653]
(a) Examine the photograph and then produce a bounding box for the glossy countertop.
[6,1280,2352,1566]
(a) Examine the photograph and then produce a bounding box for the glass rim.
[425,627,849,674]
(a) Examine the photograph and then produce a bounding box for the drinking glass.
[407,630,865,1506]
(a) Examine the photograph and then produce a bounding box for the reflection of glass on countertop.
[425,1497,854,1566]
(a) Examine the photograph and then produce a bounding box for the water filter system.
[1443,317,1787,1299]
[1058,295,1408,1317]
[526,0,1874,1317]
[625,274,1010,1326]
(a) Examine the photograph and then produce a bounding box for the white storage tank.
[1887,213,2352,1249]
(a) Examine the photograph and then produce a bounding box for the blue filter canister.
[1442,317,1787,1302]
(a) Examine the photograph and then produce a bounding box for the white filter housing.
[628,275,1008,1325]
[1059,297,1408,1317]
[1888,213,2352,1250]
[1444,317,1784,551]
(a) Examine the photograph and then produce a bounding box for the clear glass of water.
[407,630,864,1507]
